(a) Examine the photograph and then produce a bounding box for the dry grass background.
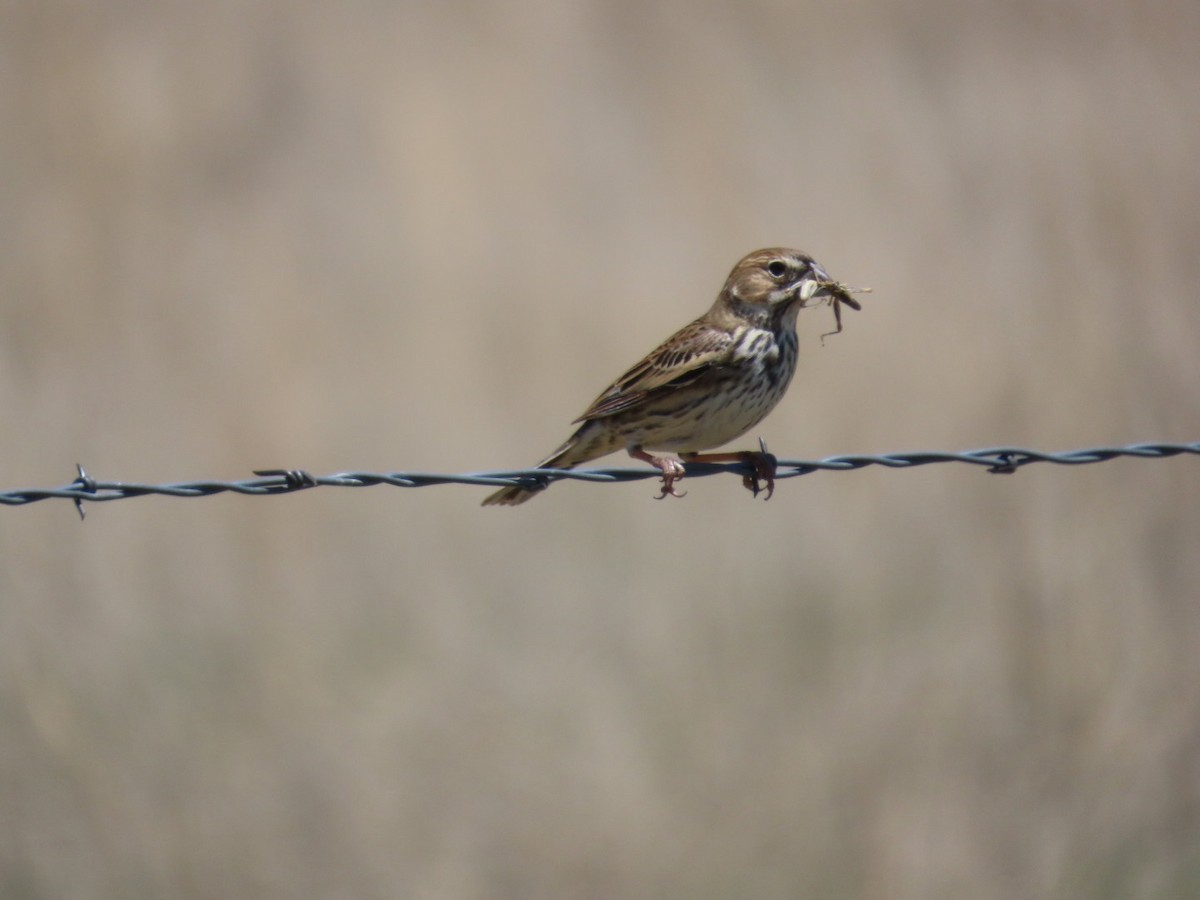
[2,1,1199,897]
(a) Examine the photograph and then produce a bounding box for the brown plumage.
[483,248,861,505]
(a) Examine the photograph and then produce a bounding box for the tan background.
[3,2,1199,897]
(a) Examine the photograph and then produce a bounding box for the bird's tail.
[481,430,596,506]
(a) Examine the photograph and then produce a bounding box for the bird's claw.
[654,479,687,500]
[650,456,687,500]
[742,451,777,500]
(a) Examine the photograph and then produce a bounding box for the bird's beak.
[799,265,865,311]
[799,263,832,304]
[798,281,820,304]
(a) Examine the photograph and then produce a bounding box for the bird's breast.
[730,326,798,397]
[633,326,798,452]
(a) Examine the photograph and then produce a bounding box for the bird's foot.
[629,448,687,499]
[739,450,777,499]
[681,441,778,500]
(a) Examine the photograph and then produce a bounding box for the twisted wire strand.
[2,442,1197,518]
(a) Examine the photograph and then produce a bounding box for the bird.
[482,247,861,506]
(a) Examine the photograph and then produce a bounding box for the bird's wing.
[573,319,735,422]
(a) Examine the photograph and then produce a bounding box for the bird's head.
[724,248,850,306]
[717,248,863,331]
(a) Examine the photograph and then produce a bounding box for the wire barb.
[252,469,320,491]
[1,441,1196,514]
[72,463,96,520]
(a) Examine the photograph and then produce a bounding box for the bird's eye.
[766,260,788,279]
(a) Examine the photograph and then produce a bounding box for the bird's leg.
[629,447,687,499]
[680,446,778,500]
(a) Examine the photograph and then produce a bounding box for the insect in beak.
[813,281,870,344]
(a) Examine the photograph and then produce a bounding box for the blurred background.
[2,1,1199,897]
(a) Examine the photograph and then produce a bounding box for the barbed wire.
[2,442,1197,519]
